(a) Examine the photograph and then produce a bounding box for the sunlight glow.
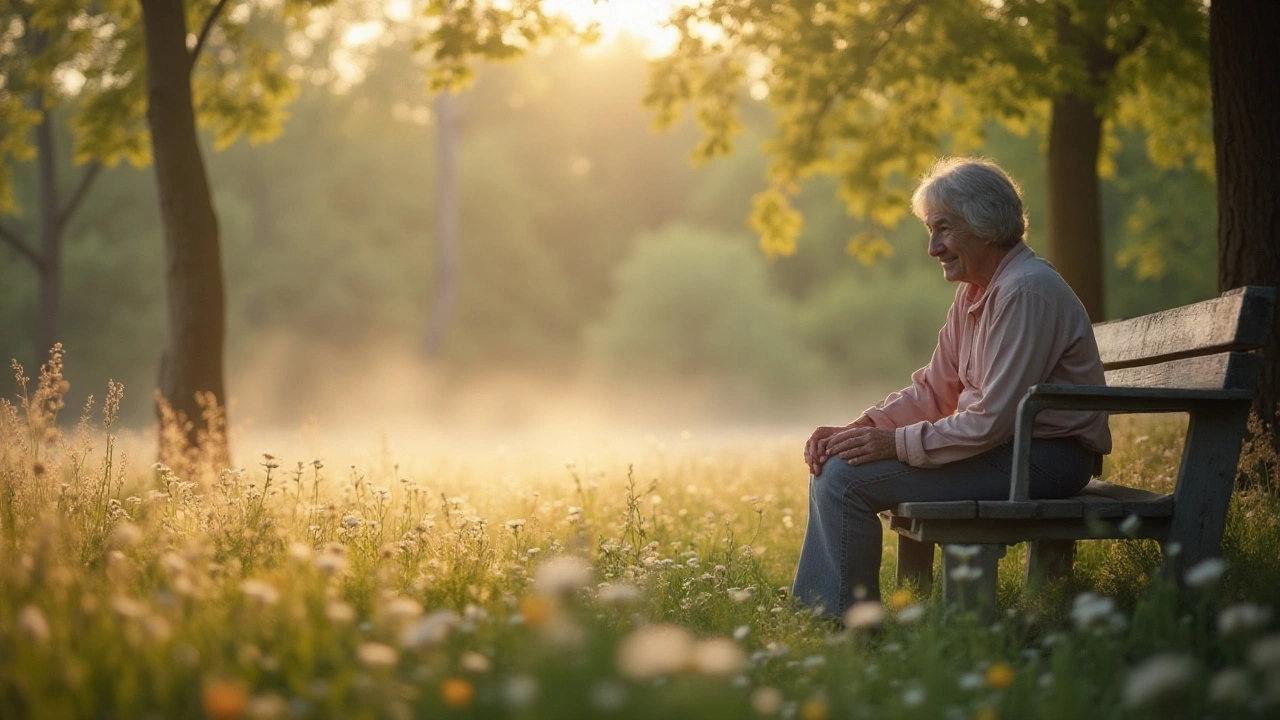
[343,19,386,48]
[542,0,690,57]
[385,0,415,22]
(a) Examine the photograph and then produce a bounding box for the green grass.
[3,356,1280,719]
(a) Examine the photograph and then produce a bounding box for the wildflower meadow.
[3,348,1280,719]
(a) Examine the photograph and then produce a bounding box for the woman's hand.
[825,427,897,466]
[804,425,842,475]
[804,416,876,474]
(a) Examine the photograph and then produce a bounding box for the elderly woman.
[793,157,1111,615]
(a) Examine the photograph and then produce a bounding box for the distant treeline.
[0,39,1216,424]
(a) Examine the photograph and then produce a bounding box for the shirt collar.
[964,242,1033,312]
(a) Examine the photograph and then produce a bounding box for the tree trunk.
[1046,94,1105,322]
[1211,0,1280,438]
[1044,4,1120,323]
[425,89,460,357]
[34,91,61,360]
[140,0,229,461]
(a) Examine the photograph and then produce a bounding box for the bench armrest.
[1007,384,1254,501]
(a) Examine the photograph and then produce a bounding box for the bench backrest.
[1094,286,1276,391]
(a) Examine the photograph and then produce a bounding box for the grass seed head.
[533,555,593,598]
[503,675,538,708]
[1248,634,1280,671]
[18,605,51,644]
[356,642,399,670]
[241,579,280,606]
[1208,667,1253,705]
[1183,558,1226,589]
[1122,654,1195,708]
[399,609,460,648]
[844,601,885,630]
[691,638,743,677]
[617,624,693,680]
[1217,603,1271,636]
[751,687,784,715]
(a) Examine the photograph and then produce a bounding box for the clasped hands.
[804,419,897,475]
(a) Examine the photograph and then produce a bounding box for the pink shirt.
[859,243,1112,468]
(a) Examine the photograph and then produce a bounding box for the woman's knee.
[811,456,909,508]
[810,456,868,502]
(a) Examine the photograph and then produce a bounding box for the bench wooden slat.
[893,516,1173,545]
[1072,495,1127,518]
[893,501,976,519]
[977,499,1087,519]
[1036,500,1086,519]
[1078,479,1165,502]
[1104,352,1262,391]
[1093,286,1275,371]
[977,501,1038,519]
[1078,481,1173,515]
[898,480,1174,524]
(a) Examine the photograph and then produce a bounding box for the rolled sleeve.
[894,423,929,465]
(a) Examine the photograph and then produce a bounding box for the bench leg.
[943,544,1004,622]
[896,536,935,597]
[1164,405,1250,582]
[1025,540,1075,587]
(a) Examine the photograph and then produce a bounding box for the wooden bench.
[885,285,1277,614]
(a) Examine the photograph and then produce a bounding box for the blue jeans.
[792,438,1097,616]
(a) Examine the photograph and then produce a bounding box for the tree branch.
[804,0,926,157]
[0,223,44,271]
[57,162,101,234]
[1121,25,1150,58]
[190,0,233,73]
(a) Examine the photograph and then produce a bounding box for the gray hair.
[910,157,1028,248]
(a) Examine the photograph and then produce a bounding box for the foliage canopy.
[645,0,1212,260]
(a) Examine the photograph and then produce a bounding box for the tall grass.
[2,349,1279,719]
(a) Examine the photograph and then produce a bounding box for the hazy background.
[0,11,1217,445]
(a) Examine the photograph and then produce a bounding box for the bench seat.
[894,479,1173,521]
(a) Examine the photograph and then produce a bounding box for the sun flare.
[542,0,690,56]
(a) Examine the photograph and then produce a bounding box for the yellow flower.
[441,677,474,708]
[800,698,829,720]
[986,662,1016,690]
[888,588,914,610]
[202,679,249,720]
[519,594,555,629]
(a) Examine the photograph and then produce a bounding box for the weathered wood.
[890,515,1172,545]
[894,501,977,519]
[1077,480,1174,517]
[1105,352,1262,391]
[1037,500,1087,519]
[1073,495,1127,518]
[1009,385,1252,501]
[1093,286,1275,370]
[1023,384,1254,411]
[978,502,1040,519]
[1166,403,1252,578]
[942,544,1003,620]
[895,536,934,597]
[1078,479,1166,501]
[1025,540,1075,586]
